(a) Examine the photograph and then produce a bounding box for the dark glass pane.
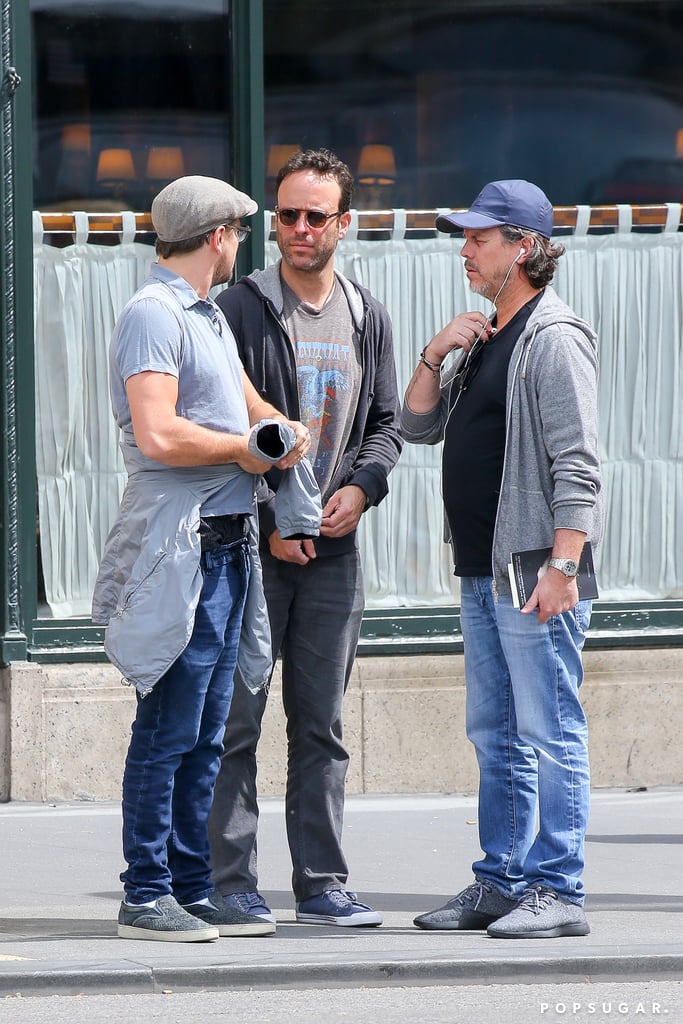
[31,0,231,211]
[264,0,683,208]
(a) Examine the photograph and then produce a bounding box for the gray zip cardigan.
[91,449,271,696]
[400,286,603,596]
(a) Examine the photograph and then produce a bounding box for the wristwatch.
[548,556,579,578]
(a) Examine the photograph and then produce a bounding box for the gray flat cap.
[151,175,258,243]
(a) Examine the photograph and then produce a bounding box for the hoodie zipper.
[490,323,539,596]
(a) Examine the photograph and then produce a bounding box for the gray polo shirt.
[109,263,255,515]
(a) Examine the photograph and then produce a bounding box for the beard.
[211,251,235,288]
[468,269,505,303]
[277,231,337,274]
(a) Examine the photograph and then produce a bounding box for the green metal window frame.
[1,0,36,666]
[22,602,683,665]
[2,0,682,668]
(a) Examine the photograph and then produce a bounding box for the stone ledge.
[1,648,682,801]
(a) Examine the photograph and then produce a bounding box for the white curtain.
[33,212,154,616]
[33,207,683,615]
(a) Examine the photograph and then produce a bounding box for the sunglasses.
[454,334,486,394]
[276,207,342,229]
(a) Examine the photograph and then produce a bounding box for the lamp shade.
[146,146,185,180]
[267,144,302,179]
[357,144,396,185]
[96,148,135,183]
[61,123,91,154]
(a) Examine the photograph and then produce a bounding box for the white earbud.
[516,247,526,261]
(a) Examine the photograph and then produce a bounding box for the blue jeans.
[209,547,365,901]
[121,539,249,905]
[460,576,591,905]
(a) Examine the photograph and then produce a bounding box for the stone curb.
[1,950,682,997]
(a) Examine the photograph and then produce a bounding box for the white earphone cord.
[442,246,525,426]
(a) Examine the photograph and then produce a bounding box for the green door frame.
[231,0,265,277]
[1,0,34,664]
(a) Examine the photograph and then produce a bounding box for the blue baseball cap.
[435,179,554,239]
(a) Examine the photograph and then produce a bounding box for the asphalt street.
[0,787,681,1014]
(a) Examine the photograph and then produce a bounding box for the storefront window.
[21,0,683,630]
[29,0,232,619]
[264,0,683,209]
[31,0,232,212]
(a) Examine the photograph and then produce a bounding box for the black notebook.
[508,542,599,609]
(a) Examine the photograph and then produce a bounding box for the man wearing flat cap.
[401,180,603,938]
[92,175,310,942]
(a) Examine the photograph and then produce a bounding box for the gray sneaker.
[413,877,516,931]
[118,894,219,942]
[182,890,276,936]
[487,885,590,938]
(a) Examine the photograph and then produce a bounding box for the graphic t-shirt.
[282,278,361,499]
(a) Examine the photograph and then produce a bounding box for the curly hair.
[276,148,354,212]
[500,224,565,288]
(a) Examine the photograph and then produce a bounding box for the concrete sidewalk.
[0,787,681,996]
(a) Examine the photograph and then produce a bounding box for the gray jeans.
[209,546,365,901]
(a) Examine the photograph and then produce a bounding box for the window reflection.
[31,0,231,211]
[264,0,683,208]
[31,1,683,213]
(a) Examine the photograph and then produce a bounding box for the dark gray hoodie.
[217,262,403,556]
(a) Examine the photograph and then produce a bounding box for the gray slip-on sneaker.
[183,890,276,936]
[414,877,517,930]
[487,884,590,938]
[118,894,219,942]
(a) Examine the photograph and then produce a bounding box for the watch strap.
[548,556,579,578]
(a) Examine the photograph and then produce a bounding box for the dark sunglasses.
[276,207,342,229]
[453,325,490,395]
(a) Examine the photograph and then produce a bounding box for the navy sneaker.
[295,889,382,927]
[118,894,219,942]
[182,890,275,936]
[224,890,276,925]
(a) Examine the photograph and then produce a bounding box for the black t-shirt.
[442,293,542,577]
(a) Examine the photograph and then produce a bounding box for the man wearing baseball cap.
[401,180,603,938]
[93,176,310,942]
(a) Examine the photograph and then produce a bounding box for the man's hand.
[320,485,367,538]
[426,311,495,362]
[522,528,586,623]
[275,419,311,470]
[522,571,579,624]
[268,531,317,564]
[235,431,277,475]
[246,419,311,473]
[404,312,494,416]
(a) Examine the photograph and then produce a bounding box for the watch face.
[550,556,579,576]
